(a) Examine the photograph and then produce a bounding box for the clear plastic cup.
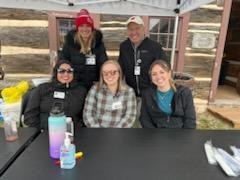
[4,119,18,141]
[1,102,21,142]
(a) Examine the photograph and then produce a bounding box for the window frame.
[144,13,190,71]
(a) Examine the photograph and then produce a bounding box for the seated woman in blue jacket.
[140,60,196,128]
[24,60,87,130]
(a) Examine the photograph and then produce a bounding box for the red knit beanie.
[75,9,94,29]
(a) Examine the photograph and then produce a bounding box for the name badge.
[134,66,141,75]
[85,55,96,65]
[112,101,123,110]
[53,91,65,99]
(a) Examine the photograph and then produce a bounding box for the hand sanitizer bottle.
[60,132,76,169]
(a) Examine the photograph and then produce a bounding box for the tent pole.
[170,12,179,70]
[170,0,181,70]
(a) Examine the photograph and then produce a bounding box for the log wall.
[184,2,223,99]
[0,8,49,74]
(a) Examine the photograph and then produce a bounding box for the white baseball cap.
[126,16,144,26]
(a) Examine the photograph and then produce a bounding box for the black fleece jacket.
[140,85,196,129]
[60,29,108,90]
[24,61,87,130]
[118,37,167,96]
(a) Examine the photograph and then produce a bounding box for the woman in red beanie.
[60,9,108,91]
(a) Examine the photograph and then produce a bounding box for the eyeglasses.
[102,70,118,77]
[57,68,74,74]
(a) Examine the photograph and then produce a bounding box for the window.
[57,18,75,50]
[148,17,176,60]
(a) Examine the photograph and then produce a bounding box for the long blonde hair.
[97,60,127,91]
[149,60,177,92]
[74,30,95,54]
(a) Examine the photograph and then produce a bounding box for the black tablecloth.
[0,128,39,176]
[1,128,240,180]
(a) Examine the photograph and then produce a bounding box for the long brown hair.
[97,60,127,91]
[74,30,95,54]
[149,60,177,92]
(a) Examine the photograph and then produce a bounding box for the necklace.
[157,90,171,100]
[156,90,173,114]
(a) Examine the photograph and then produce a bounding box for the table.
[0,128,39,176]
[1,129,240,180]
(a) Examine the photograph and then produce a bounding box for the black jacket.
[140,85,196,129]
[118,37,167,96]
[60,29,108,90]
[24,59,87,130]
[24,82,87,130]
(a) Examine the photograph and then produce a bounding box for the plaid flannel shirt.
[83,84,137,128]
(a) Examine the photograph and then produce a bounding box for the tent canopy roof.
[0,0,214,16]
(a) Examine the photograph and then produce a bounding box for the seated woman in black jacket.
[140,60,196,128]
[24,60,87,130]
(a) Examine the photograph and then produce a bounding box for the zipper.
[167,116,170,123]
[133,45,140,96]
[65,84,70,116]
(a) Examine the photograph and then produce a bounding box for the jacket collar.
[127,37,148,49]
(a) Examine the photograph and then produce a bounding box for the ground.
[197,111,234,130]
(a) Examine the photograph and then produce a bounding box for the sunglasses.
[102,70,118,76]
[57,68,74,74]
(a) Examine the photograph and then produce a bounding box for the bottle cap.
[66,117,72,123]
[50,102,64,116]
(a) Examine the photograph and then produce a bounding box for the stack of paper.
[204,140,240,177]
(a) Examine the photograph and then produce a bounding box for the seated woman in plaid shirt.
[83,60,137,127]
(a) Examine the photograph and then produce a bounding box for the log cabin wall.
[0,8,50,74]
[100,14,128,61]
[184,1,223,99]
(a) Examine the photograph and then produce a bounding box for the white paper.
[204,140,217,165]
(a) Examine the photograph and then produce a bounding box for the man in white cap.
[118,16,167,127]
[118,16,167,97]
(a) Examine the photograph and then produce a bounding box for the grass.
[197,111,234,130]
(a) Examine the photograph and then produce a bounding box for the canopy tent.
[0,0,215,68]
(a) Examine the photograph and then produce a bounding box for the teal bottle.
[48,102,66,159]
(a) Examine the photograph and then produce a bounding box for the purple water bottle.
[48,102,66,159]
